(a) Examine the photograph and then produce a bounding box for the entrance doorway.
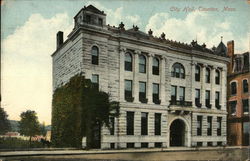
[170,119,185,146]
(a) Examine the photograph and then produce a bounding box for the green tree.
[0,107,11,134]
[19,110,40,146]
[52,74,120,148]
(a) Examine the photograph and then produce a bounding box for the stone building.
[227,40,249,146]
[52,5,229,149]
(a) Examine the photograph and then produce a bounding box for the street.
[1,147,249,161]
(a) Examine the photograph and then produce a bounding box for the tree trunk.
[29,136,31,148]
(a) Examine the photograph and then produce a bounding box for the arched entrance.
[170,119,185,146]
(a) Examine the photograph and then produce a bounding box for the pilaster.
[201,64,206,108]
[191,62,196,107]
[221,68,227,111]
[211,67,216,109]
[133,51,140,103]
[147,53,154,104]
[119,47,126,102]
[160,56,166,105]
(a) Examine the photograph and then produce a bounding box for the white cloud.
[146,11,249,53]
[2,13,73,125]
[86,1,141,27]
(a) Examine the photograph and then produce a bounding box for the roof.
[215,41,227,56]
[83,5,106,15]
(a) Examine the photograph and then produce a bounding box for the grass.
[0,137,44,149]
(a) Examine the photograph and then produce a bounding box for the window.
[141,143,148,148]
[197,116,202,136]
[153,83,160,104]
[141,112,148,135]
[98,18,103,26]
[171,86,177,104]
[92,74,99,90]
[110,117,115,135]
[207,142,213,146]
[127,143,134,148]
[195,65,201,82]
[171,63,185,79]
[91,46,99,65]
[205,68,210,83]
[235,58,242,72]
[126,112,134,135]
[195,89,201,108]
[215,92,220,109]
[179,87,185,102]
[125,53,132,71]
[153,57,159,75]
[125,80,133,102]
[231,82,237,95]
[197,142,203,146]
[217,142,222,146]
[205,90,211,108]
[139,55,146,73]
[207,116,212,136]
[217,117,222,136]
[139,82,147,103]
[215,70,220,85]
[243,99,249,113]
[155,142,162,148]
[155,113,161,135]
[229,101,237,115]
[86,15,91,23]
[110,143,115,149]
[243,80,249,93]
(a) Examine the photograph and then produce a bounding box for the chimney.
[227,40,234,74]
[57,31,64,49]
[227,40,234,58]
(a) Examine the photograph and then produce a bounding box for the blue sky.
[1,0,250,124]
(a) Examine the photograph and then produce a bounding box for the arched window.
[195,65,200,82]
[125,53,132,71]
[231,82,237,95]
[152,57,159,75]
[139,55,146,73]
[215,70,220,85]
[243,79,249,93]
[205,68,210,83]
[91,46,99,65]
[171,63,185,78]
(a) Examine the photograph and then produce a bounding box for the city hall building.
[52,5,229,149]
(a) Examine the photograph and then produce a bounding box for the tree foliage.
[19,110,40,141]
[0,107,11,134]
[52,74,120,148]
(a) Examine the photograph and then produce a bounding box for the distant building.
[45,130,51,141]
[52,5,229,149]
[227,40,249,146]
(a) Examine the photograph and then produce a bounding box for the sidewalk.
[0,146,248,157]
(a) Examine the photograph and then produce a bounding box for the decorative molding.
[134,50,141,54]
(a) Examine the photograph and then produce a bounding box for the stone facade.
[52,5,229,149]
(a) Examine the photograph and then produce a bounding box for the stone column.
[147,53,154,104]
[211,66,216,109]
[133,50,140,103]
[119,47,126,102]
[160,56,166,105]
[221,68,227,111]
[201,64,206,108]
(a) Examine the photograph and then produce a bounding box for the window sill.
[125,97,134,102]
